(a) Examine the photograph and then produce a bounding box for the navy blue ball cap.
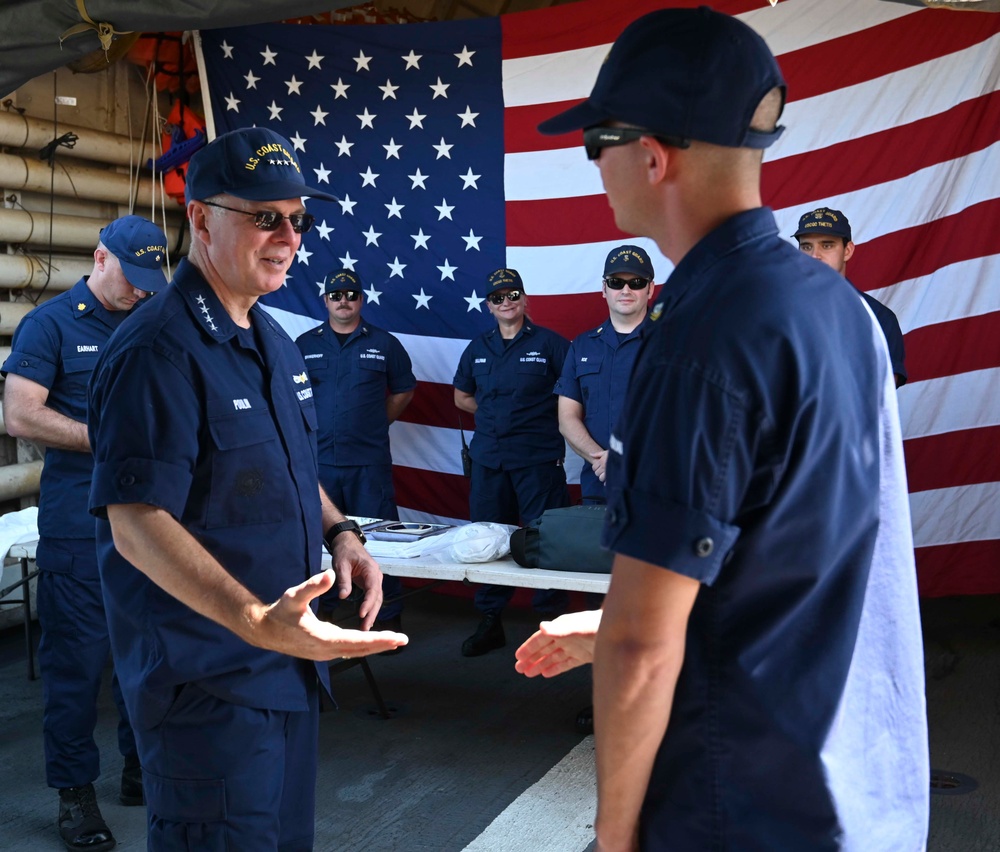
[99,215,168,292]
[486,267,524,296]
[184,127,337,204]
[538,6,785,150]
[323,268,363,294]
[793,207,852,241]
[605,244,653,278]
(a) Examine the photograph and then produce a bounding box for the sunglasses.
[582,126,690,161]
[604,277,651,291]
[327,290,361,302]
[202,200,315,234]
[487,290,522,305]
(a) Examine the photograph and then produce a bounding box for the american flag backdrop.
[195,0,1000,598]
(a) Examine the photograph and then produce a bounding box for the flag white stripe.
[390,422,466,477]
[504,147,605,202]
[500,0,918,109]
[771,142,1000,247]
[394,332,470,385]
[769,33,1000,162]
[506,238,673,297]
[390,421,585,485]
[507,128,1000,214]
[502,44,608,109]
[897,367,1000,441]
[740,0,917,56]
[506,143,999,290]
[910,481,1000,546]
[872,253,1000,335]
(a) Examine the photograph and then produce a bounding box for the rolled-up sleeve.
[88,346,199,520]
[602,354,752,584]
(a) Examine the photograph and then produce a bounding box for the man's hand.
[329,532,384,629]
[514,609,602,678]
[590,449,610,483]
[255,570,406,659]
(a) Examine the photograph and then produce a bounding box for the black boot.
[461,612,505,657]
[58,783,116,852]
[120,754,144,806]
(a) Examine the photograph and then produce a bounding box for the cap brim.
[537,99,608,135]
[231,179,338,203]
[119,259,168,293]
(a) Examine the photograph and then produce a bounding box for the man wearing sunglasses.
[296,268,416,639]
[87,128,405,850]
[453,267,571,657]
[517,7,927,851]
[555,244,654,506]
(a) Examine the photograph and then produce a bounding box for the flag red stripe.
[395,466,470,520]
[500,0,766,61]
[904,312,1000,384]
[776,9,1000,102]
[506,95,1000,252]
[904,425,1000,494]
[400,381,466,429]
[850,199,1000,293]
[763,91,1000,213]
[503,9,1000,156]
[506,195,621,248]
[505,101,584,155]
[915,539,1000,597]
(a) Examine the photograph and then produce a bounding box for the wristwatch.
[324,519,367,551]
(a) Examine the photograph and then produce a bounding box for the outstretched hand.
[255,570,406,660]
[514,609,602,678]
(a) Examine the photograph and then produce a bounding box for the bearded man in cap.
[86,128,405,850]
[794,206,907,387]
[453,267,570,656]
[297,268,416,638]
[3,214,166,852]
[517,8,928,850]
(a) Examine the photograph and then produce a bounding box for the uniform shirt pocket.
[205,405,297,529]
[575,356,604,406]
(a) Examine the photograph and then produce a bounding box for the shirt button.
[120,474,136,486]
[694,537,714,557]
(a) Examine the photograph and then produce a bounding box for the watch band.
[324,520,366,550]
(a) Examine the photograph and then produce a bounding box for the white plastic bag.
[426,522,514,563]
[365,522,513,562]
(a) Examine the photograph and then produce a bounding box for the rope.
[59,0,134,54]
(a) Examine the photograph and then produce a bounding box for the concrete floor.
[0,590,996,851]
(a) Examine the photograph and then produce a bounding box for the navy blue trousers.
[36,537,137,788]
[141,681,319,851]
[469,460,570,615]
[319,462,403,619]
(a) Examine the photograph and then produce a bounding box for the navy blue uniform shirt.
[603,208,884,849]
[295,320,415,467]
[554,320,645,500]
[2,278,129,540]
[859,289,907,385]
[88,258,325,730]
[453,323,569,469]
